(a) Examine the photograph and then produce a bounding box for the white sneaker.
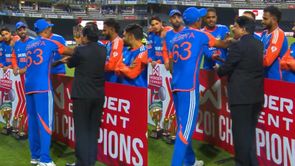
[30,159,39,165]
[193,160,204,166]
[37,161,56,166]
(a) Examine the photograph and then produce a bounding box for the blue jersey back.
[50,34,66,74]
[202,25,229,69]
[172,27,215,91]
[2,42,13,67]
[14,37,34,69]
[25,36,64,94]
[283,43,295,82]
[120,46,147,87]
[165,29,183,54]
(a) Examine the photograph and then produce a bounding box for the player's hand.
[3,66,8,72]
[61,56,71,63]
[13,67,19,76]
[280,59,290,70]
[164,62,169,70]
[287,59,295,71]
[151,61,158,68]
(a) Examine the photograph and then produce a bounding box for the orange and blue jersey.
[0,42,4,67]
[50,34,67,75]
[171,26,216,166]
[1,42,14,67]
[147,32,169,64]
[105,36,124,82]
[165,27,184,57]
[281,43,295,82]
[261,27,288,80]
[171,27,216,91]
[201,25,229,69]
[118,45,148,87]
[25,36,65,94]
[11,37,34,69]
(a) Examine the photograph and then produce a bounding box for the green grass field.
[0,123,234,166]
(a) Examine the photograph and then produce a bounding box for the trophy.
[149,102,163,139]
[0,106,13,135]
[162,118,170,141]
[16,114,27,140]
[166,114,177,144]
[11,116,19,138]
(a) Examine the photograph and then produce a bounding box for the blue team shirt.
[147,32,166,63]
[172,27,215,91]
[261,28,288,80]
[50,34,66,74]
[105,40,118,82]
[2,42,14,67]
[165,28,184,55]
[202,25,229,70]
[0,42,4,67]
[25,36,64,94]
[119,45,147,87]
[13,37,34,69]
[283,43,295,82]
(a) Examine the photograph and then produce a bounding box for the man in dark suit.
[216,16,264,166]
[66,24,107,166]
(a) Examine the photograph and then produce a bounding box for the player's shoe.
[30,159,39,165]
[193,159,204,166]
[37,161,56,166]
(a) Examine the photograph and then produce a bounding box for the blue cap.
[183,7,207,25]
[169,9,182,17]
[15,21,27,29]
[34,19,54,33]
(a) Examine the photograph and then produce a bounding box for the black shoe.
[65,163,76,166]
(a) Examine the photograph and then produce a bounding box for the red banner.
[52,76,148,166]
[194,70,295,166]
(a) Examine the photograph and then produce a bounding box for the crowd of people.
[0,4,295,166]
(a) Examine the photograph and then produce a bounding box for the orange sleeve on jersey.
[51,40,65,55]
[105,38,124,71]
[11,50,18,68]
[280,49,291,70]
[203,31,216,47]
[162,41,169,64]
[120,51,147,79]
[263,30,284,67]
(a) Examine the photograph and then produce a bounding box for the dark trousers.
[230,103,262,166]
[73,98,104,166]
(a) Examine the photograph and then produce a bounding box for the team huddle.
[0,4,294,166]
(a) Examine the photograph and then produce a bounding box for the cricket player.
[170,7,229,166]
[11,21,33,75]
[116,24,148,87]
[202,8,229,70]
[261,6,288,80]
[25,19,73,166]
[0,27,15,71]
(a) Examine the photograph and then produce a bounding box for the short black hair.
[149,16,162,25]
[104,18,120,33]
[0,27,11,34]
[207,8,216,14]
[125,24,143,40]
[236,16,255,34]
[82,24,99,42]
[264,5,282,23]
[243,11,256,20]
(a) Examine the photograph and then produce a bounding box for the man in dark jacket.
[216,16,264,166]
[66,24,107,166]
